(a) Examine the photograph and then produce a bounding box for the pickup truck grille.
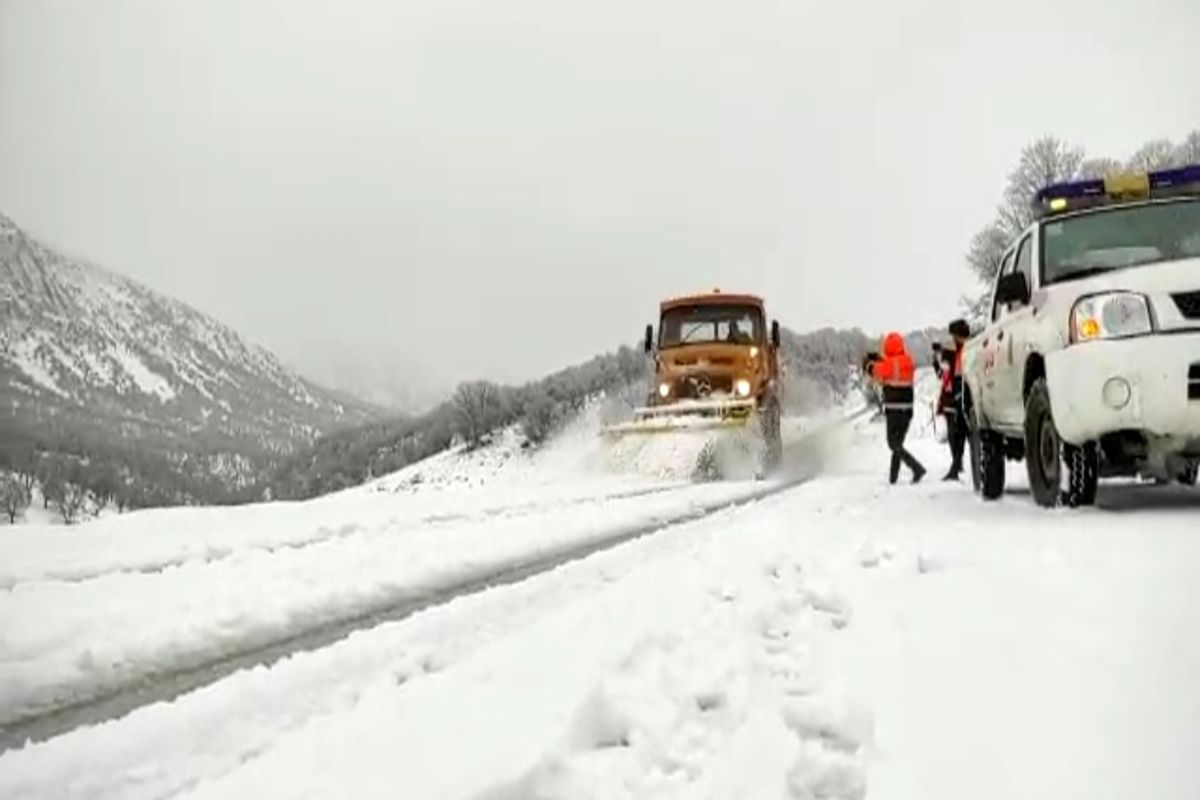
[1174,291,1200,320]
[1191,364,1200,400]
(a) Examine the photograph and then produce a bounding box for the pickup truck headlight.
[1070,292,1153,343]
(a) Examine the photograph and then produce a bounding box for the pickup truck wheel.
[1179,460,1198,487]
[1024,378,1063,508]
[976,427,1006,500]
[1064,443,1099,507]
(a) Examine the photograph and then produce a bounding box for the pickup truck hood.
[1046,257,1200,297]
[1041,257,1200,334]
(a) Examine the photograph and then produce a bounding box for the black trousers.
[886,409,924,483]
[945,409,967,474]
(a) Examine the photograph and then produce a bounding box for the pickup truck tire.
[1064,443,1099,507]
[1180,460,1198,487]
[1024,378,1064,508]
[975,425,1006,500]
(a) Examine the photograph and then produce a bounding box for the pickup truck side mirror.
[643,324,654,354]
[994,272,1031,307]
[771,320,781,348]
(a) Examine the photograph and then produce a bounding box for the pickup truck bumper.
[1046,333,1200,447]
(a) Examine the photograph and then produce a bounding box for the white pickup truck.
[961,166,1200,507]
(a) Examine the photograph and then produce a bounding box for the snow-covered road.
[2,408,1198,800]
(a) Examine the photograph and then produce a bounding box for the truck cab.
[645,292,781,411]
[962,165,1200,506]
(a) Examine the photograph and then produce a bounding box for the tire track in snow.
[0,410,863,752]
[0,477,816,752]
[0,483,694,591]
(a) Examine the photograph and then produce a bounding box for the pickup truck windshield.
[659,304,762,347]
[1041,198,1200,285]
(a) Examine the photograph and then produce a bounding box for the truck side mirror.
[643,324,654,354]
[771,320,781,348]
[995,272,1031,307]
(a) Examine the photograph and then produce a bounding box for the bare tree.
[997,137,1085,238]
[451,380,506,449]
[1126,139,1180,172]
[1077,157,1123,180]
[1175,131,1200,166]
[55,482,88,525]
[966,222,1010,286]
[1,473,31,524]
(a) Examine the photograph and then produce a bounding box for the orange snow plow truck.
[601,290,784,474]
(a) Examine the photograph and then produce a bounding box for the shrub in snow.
[520,394,560,447]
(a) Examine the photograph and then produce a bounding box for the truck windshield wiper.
[1056,265,1114,282]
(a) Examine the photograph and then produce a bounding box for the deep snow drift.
[2,394,1198,800]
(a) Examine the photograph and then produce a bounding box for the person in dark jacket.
[870,332,926,484]
[937,319,972,480]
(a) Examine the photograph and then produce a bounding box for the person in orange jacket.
[871,332,926,484]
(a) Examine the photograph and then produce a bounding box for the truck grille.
[676,375,734,399]
[1190,364,1200,400]
[1174,291,1200,320]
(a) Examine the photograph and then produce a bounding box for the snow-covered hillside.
[1,404,1197,800]
[0,212,379,494]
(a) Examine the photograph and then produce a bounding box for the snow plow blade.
[598,398,757,437]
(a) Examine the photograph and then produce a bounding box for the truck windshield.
[659,304,762,347]
[1041,198,1200,285]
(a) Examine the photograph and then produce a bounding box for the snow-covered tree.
[55,482,88,524]
[452,380,507,449]
[0,472,30,524]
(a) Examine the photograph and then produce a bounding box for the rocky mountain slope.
[0,212,379,503]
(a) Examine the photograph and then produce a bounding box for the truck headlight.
[735,378,752,397]
[1070,292,1153,343]
[658,382,671,398]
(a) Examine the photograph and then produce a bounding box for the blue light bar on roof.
[1033,163,1200,217]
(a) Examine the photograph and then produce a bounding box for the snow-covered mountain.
[0,212,378,496]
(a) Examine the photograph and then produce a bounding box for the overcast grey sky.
[2,0,1198,393]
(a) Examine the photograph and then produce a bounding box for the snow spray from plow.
[598,399,782,482]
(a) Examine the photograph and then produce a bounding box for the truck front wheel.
[1024,379,1061,507]
[1024,378,1098,507]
